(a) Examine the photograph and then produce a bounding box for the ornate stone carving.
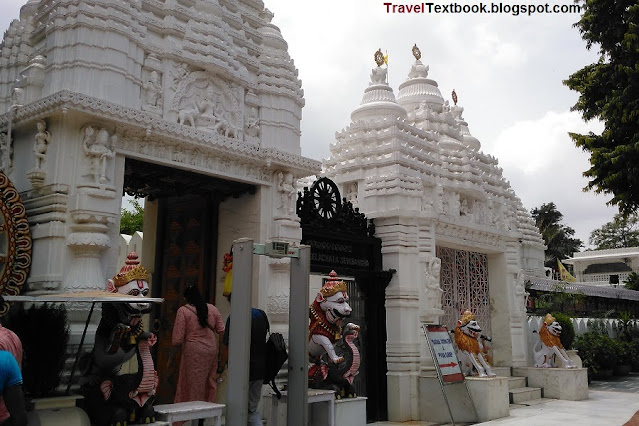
[276,171,296,216]
[512,268,528,320]
[142,70,163,114]
[33,119,51,169]
[170,62,190,92]
[244,106,260,138]
[0,170,32,316]
[0,91,321,177]
[345,182,358,207]
[0,133,11,173]
[172,71,241,139]
[82,125,116,184]
[423,257,443,314]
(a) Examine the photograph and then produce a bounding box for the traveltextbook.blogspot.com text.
[383,2,582,16]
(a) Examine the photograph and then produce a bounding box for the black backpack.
[262,314,288,399]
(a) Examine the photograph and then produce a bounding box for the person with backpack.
[216,306,269,426]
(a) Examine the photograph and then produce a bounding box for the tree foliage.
[531,202,583,268]
[589,213,639,249]
[564,1,639,214]
[625,272,639,291]
[120,199,144,235]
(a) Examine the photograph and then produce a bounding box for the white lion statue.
[454,310,496,377]
[533,313,576,368]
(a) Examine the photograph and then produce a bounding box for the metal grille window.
[437,246,491,336]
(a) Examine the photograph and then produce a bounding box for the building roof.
[527,276,639,301]
[564,247,639,263]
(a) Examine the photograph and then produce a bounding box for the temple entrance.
[297,177,394,422]
[123,158,255,403]
[437,246,492,336]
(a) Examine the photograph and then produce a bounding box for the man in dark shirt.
[217,307,269,426]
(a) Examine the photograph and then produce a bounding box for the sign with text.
[424,325,464,383]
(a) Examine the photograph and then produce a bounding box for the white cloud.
[490,110,615,246]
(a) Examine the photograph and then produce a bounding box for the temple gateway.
[0,0,547,423]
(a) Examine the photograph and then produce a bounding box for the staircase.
[493,367,549,406]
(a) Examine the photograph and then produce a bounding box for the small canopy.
[3,290,163,304]
[527,276,639,301]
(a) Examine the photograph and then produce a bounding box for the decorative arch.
[0,171,32,315]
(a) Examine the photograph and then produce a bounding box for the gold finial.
[452,89,458,106]
[460,310,475,325]
[374,49,385,67]
[544,313,556,325]
[412,44,421,61]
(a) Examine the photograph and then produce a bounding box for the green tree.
[589,213,639,249]
[624,272,639,291]
[120,199,144,235]
[564,1,639,214]
[531,202,583,268]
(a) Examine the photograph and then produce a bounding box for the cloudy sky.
[0,0,619,248]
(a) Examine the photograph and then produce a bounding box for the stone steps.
[509,386,543,404]
[504,370,545,405]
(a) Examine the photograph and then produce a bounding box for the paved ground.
[373,372,639,426]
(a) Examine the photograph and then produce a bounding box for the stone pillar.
[375,216,421,421]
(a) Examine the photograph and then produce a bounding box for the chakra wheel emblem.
[311,177,341,220]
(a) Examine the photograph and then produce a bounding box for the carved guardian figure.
[79,252,158,426]
[454,310,496,377]
[533,313,576,368]
[308,271,361,398]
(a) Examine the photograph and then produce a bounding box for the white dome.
[351,67,407,122]
[397,60,444,112]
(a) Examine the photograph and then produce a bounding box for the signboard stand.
[422,324,478,426]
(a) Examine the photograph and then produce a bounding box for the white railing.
[582,273,630,284]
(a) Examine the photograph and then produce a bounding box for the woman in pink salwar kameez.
[172,285,225,404]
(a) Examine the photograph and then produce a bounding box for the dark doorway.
[123,158,255,403]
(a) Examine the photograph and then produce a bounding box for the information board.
[423,324,464,383]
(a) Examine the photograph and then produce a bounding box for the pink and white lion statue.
[308,270,361,398]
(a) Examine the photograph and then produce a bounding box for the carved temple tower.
[324,47,546,421]
[0,0,319,401]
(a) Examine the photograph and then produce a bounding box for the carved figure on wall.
[33,119,51,169]
[244,107,260,138]
[170,62,189,91]
[142,71,162,110]
[460,197,470,216]
[79,252,158,426]
[346,182,358,206]
[83,126,115,184]
[172,73,241,138]
[308,271,361,398]
[0,133,11,173]
[454,310,496,377]
[424,257,443,312]
[277,171,295,215]
[533,313,576,368]
[513,269,528,318]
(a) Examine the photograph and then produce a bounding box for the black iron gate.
[298,177,394,422]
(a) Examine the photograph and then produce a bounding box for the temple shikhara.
[0,1,563,424]
[322,45,547,420]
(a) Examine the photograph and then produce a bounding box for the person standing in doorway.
[216,303,269,426]
[171,285,225,404]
